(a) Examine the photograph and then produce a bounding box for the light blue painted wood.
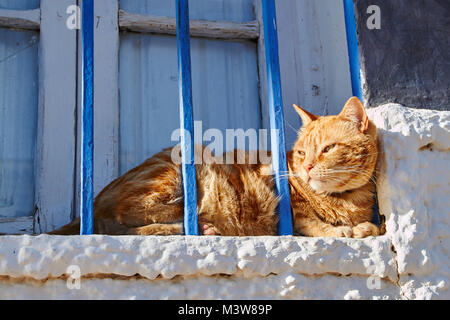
[0,28,38,218]
[119,0,260,176]
[119,35,260,174]
[33,0,78,233]
[262,0,293,236]
[0,0,39,10]
[120,0,254,23]
[91,0,119,198]
[343,0,363,101]
[80,0,94,235]
[176,0,198,236]
[0,0,39,218]
[267,0,353,150]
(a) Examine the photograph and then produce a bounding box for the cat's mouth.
[301,171,344,194]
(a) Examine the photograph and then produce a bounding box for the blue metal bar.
[80,0,94,235]
[343,0,381,226]
[261,0,293,236]
[176,0,199,235]
[343,0,363,101]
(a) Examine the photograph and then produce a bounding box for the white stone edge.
[0,234,398,283]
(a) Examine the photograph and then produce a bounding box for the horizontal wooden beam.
[0,8,40,31]
[0,216,34,234]
[119,10,259,40]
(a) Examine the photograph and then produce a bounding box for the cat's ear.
[339,97,369,132]
[293,104,318,126]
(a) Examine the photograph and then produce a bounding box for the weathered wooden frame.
[0,8,40,31]
[118,9,259,40]
[0,0,77,234]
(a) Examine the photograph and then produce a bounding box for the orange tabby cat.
[51,97,379,238]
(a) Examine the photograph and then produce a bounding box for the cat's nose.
[303,163,314,172]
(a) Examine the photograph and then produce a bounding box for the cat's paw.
[324,226,353,238]
[200,223,220,236]
[352,222,379,238]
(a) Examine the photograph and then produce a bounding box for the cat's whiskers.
[276,173,303,180]
[284,119,300,135]
[336,168,378,185]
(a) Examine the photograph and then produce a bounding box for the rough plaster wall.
[367,105,450,299]
[0,105,448,300]
[0,235,398,300]
[354,0,450,111]
[0,235,397,280]
[0,273,399,300]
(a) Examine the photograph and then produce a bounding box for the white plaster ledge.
[0,234,397,282]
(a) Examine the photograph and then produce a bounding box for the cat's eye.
[323,144,336,153]
[297,150,305,156]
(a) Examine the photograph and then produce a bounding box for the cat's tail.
[47,218,81,235]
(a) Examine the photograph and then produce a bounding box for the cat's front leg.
[323,225,353,238]
[200,223,221,236]
[352,221,379,238]
[295,216,353,238]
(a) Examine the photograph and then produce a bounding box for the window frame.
[0,0,77,234]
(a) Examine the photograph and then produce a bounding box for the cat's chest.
[289,184,358,226]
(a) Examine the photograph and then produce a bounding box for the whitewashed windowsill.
[0,234,396,280]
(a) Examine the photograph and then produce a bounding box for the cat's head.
[291,97,378,194]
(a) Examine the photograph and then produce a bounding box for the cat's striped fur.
[51,97,380,238]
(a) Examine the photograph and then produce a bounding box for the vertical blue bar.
[344,1,380,226]
[80,0,94,235]
[176,0,198,235]
[343,0,363,101]
[262,0,293,236]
